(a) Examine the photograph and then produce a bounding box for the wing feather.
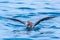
[34,16,57,26]
[6,18,25,24]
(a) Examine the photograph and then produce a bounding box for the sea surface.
[0,0,60,40]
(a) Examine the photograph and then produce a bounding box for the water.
[0,0,60,40]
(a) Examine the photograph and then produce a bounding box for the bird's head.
[26,21,34,28]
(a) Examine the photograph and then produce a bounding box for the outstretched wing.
[6,18,25,24]
[34,16,57,26]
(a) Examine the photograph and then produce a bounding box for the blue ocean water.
[0,0,60,40]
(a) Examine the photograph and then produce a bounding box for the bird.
[6,16,57,31]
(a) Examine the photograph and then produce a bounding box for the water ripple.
[15,2,24,4]
[27,13,36,17]
[50,36,60,39]
[13,14,30,18]
[16,7,36,10]
[50,26,60,29]
[5,23,25,28]
[0,1,9,3]
[44,7,57,10]
[37,12,60,16]
[3,38,32,40]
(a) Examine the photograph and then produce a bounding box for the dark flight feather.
[6,18,25,24]
[34,16,56,26]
